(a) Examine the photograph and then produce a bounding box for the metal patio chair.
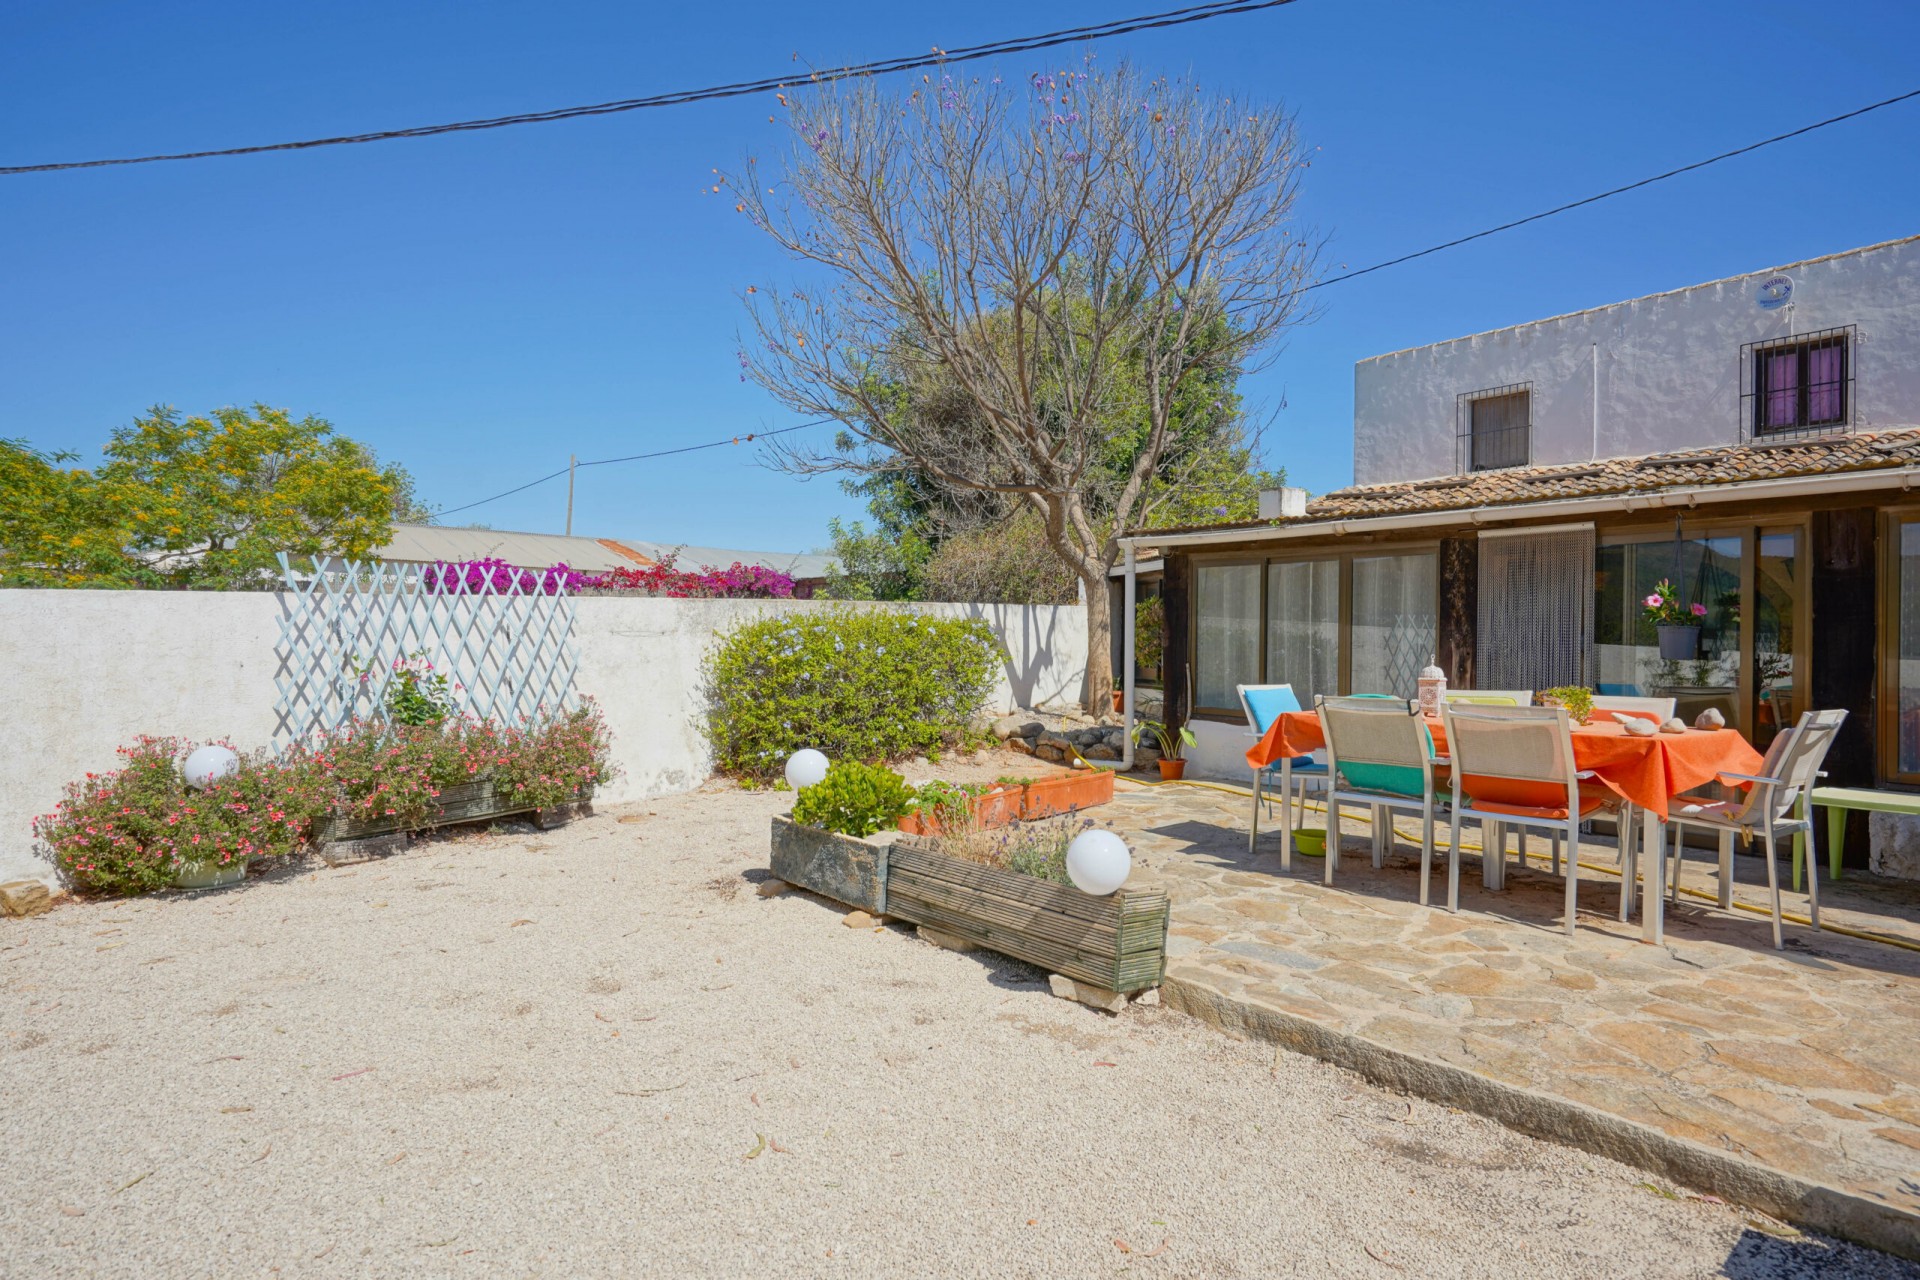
[1664,709,1847,950]
[1318,695,1447,905]
[1239,683,1328,868]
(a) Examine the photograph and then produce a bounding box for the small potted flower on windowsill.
[1643,579,1708,660]
[1131,718,1198,781]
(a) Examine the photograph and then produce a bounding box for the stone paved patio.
[1105,776,1920,1257]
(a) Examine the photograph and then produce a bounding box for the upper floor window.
[1457,383,1531,472]
[1742,326,1853,441]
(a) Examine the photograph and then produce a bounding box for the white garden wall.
[0,592,1088,886]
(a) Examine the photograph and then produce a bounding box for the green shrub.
[791,762,914,837]
[702,607,998,779]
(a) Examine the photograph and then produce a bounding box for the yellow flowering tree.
[1,405,423,588]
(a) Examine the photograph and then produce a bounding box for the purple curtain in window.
[1807,343,1843,423]
[1763,349,1799,429]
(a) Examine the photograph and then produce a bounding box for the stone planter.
[1657,625,1701,660]
[886,836,1168,993]
[317,780,592,866]
[895,785,1023,837]
[769,815,894,914]
[173,858,248,891]
[1018,770,1115,820]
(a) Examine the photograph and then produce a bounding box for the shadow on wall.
[955,602,1086,709]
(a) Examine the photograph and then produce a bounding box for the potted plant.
[886,822,1170,994]
[1536,686,1595,725]
[770,761,915,913]
[1643,579,1707,660]
[1131,718,1197,781]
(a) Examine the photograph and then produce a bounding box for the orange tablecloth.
[1246,711,1765,820]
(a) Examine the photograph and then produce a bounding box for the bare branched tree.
[729,61,1321,711]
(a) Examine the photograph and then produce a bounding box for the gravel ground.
[2,768,1914,1280]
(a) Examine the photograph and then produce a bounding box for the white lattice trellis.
[273,555,580,744]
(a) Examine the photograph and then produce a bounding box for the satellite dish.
[1755,274,1793,310]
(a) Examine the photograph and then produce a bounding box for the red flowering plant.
[596,554,795,599]
[33,738,328,896]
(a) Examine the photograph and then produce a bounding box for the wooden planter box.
[895,785,1024,837]
[317,780,591,865]
[886,837,1168,993]
[1018,769,1115,820]
[769,815,892,914]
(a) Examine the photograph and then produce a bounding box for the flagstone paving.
[1106,777,1920,1253]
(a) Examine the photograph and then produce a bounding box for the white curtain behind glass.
[1476,528,1594,691]
[1265,560,1339,706]
[1195,564,1261,709]
[1350,554,1437,697]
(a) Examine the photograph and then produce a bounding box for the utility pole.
[565,454,576,536]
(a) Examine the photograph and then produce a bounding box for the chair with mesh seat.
[1442,690,1534,707]
[1664,709,1847,950]
[1317,695,1447,905]
[1442,703,1620,935]
[1239,684,1328,868]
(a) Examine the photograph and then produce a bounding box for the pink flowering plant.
[33,737,329,897]
[421,557,597,595]
[33,704,616,898]
[1642,579,1709,628]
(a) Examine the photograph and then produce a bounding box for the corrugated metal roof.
[377,526,645,573]
[376,525,834,580]
[620,540,835,581]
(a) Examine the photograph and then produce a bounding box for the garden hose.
[1114,775,1920,958]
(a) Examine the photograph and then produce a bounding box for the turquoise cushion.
[1340,762,1427,797]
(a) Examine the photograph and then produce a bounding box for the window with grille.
[1741,327,1852,441]
[1456,384,1531,472]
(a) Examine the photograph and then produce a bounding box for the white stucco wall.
[1353,236,1920,486]
[0,593,1088,887]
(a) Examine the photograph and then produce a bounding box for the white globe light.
[183,744,240,791]
[785,749,830,791]
[1066,829,1132,897]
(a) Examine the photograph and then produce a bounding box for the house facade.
[1128,235,1920,858]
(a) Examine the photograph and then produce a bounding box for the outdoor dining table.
[1245,710,1767,945]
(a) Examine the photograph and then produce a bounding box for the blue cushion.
[1340,762,1428,798]
[1262,759,1327,774]
[1242,685,1303,734]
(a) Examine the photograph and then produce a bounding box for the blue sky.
[3,1,1916,552]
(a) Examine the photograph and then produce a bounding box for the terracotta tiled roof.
[1140,429,1920,537]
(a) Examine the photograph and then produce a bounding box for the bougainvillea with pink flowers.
[420,557,598,595]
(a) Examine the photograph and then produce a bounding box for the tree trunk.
[1081,568,1114,717]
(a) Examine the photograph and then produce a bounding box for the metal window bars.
[272,554,580,745]
[1455,383,1532,473]
[1740,325,1855,443]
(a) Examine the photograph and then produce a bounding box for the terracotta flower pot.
[1157,759,1187,782]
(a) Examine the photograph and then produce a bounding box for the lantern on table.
[1417,657,1447,718]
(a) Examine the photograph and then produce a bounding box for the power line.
[0,0,1300,176]
[429,418,829,521]
[1301,85,1920,294]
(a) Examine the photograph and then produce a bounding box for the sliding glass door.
[1191,548,1437,716]
[1594,524,1802,742]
